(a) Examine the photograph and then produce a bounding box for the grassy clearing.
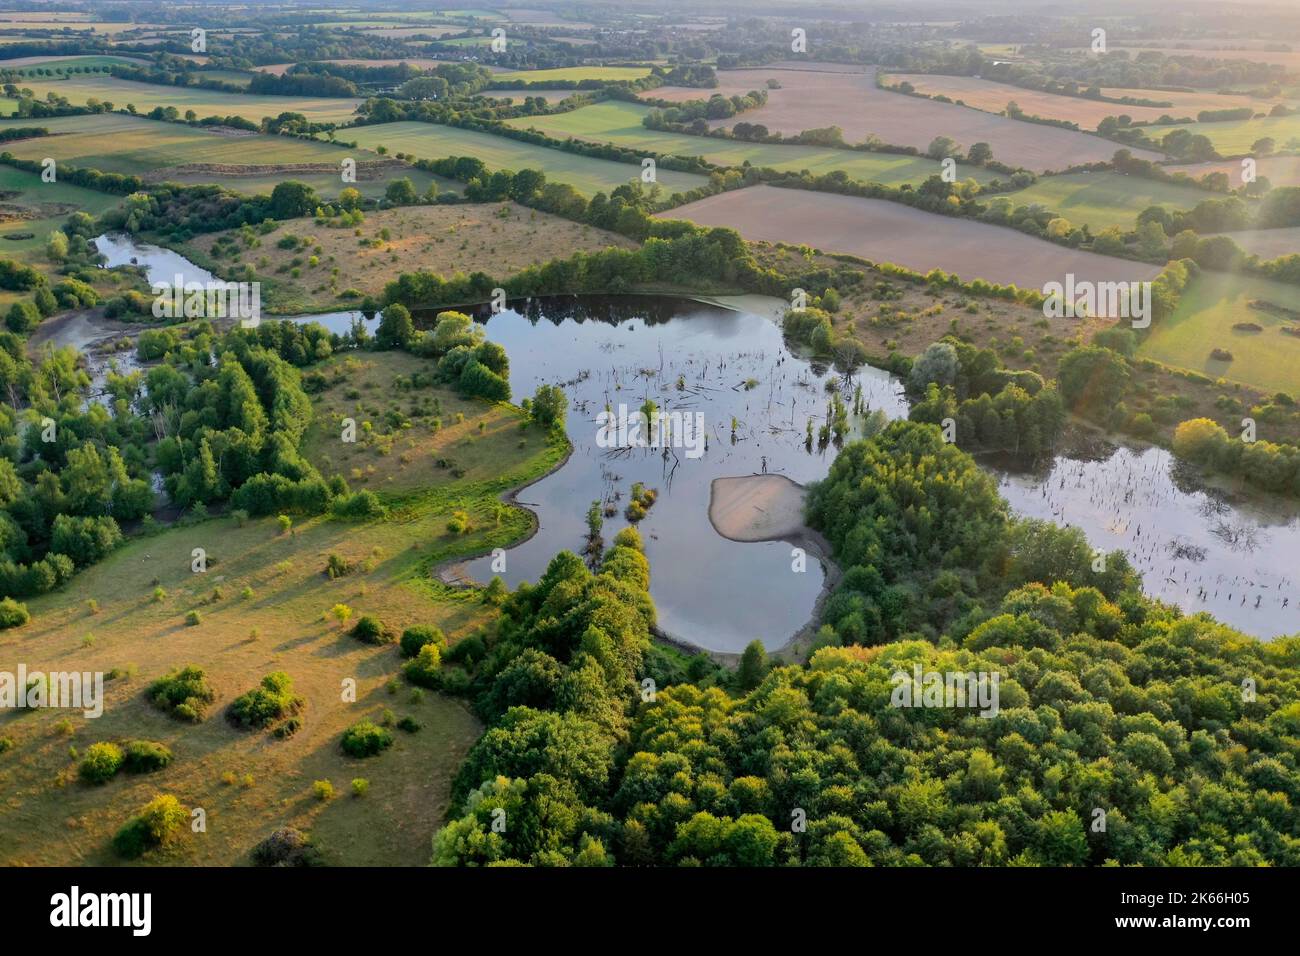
[505,100,998,185]
[183,200,635,313]
[999,171,1212,231]
[0,354,568,866]
[1137,272,1300,395]
[345,120,710,195]
[10,76,362,125]
[1158,113,1300,154]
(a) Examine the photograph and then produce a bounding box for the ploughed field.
[665,184,1162,290]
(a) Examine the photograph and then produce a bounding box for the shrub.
[149,665,215,721]
[340,720,393,758]
[0,597,29,629]
[185,610,202,627]
[79,742,125,784]
[397,716,422,733]
[227,672,304,730]
[250,827,321,866]
[112,794,187,859]
[399,624,443,658]
[351,615,392,645]
[351,777,370,797]
[313,779,334,800]
[403,642,443,688]
[122,740,173,773]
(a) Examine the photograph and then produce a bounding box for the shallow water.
[87,235,1300,648]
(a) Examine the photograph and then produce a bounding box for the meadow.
[11,75,363,125]
[493,66,651,83]
[998,170,1214,230]
[183,200,636,313]
[345,120,710,195]
[0,351,568,865]
[1137,272,1300,394]
[505,100,998,185]
[1157,112,1300,155]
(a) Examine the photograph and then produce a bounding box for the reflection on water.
[994,447,1300,639]
[459,296,908,654]
[84,233,1300,646]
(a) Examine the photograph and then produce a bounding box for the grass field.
[493,66,651,83]
[505,100,999,185]
[1157,113,1300,155]
[0,352,569,866]
[11,76,362,125]
[1138,272,1300,394]
[999,171,1214,230]
[1209,226,1300,259]
[345,120,710,195]
[1,54,147,71]
[184,200,635,313]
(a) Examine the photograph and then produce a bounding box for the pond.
[83,234,1300,650]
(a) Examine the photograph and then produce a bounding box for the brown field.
[186,201,636,313]
[1209,226,1300,258]
[673,66,1161,172]
[1166,155,1300,188]
[886,73,1290,130]
[1112,47,1300,72]
[667,184,1161,289]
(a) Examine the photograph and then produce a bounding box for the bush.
[397,716,422,733]
[403,642,443,688]
[312,779,334,800]
[400,624,443,658]
[0,597,29,629]
[149,665,215,721]
[351,777,370,797]
[250,826,321,866]
[340,720,393,758]
[227,672,304,730]
[185,610,202,627]
[79,742,125,784]
[112,794,187,859]
[351,615,392,645]
[122,740,173,773]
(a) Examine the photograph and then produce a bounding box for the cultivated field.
[11,75,363,125]
[1156,113,1300,155]
[664,66,1163,171]
[1209,226,1300,259]
[185,201,636,313]
[345,120,710,195]
[1138,272,1300,394]
[0,352,567,865]
[666,184,1162,289]
[885,73,1290,130]
[254,58,456,74]
[1165,155,1300,188]
[999,171,1213,231]
[493,66,649,83]
[505,100,998,185]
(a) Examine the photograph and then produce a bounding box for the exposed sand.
[709,474,814,543]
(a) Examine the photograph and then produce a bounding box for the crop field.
[0,352,567,865]
[884,73,1290,130]
[505,100,999,185]
[183,200,636,313]
[253,58,455,74]
[1137,272,1300,394]
[1109,47,1300,72]
[999,171,1214,231]
[11,75,363,125]
[1155,112,1300,155]
[0,54,147,70]
[664,66,1164,172]
[666,184,1162,290]
[344,120,711,195]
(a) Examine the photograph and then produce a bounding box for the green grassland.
[1158,112,1300,155]
[8,55,147,73]
[999,171,1213,231]
[11,75,362,125]
[494,66,649,83]
[345,120,711,195]
[0,352,569,866]
[1137,272,1300,394]
[504,100,998,186]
